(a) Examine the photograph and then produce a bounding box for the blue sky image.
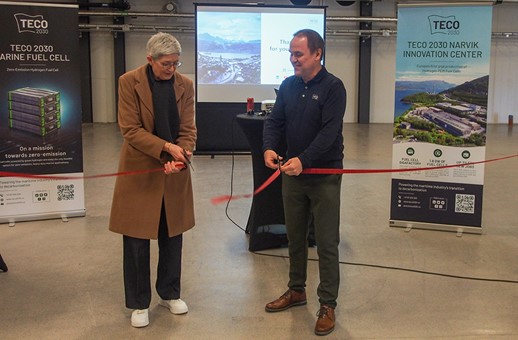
[197,12,260,42]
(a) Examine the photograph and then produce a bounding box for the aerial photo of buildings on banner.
[393,75,488,147]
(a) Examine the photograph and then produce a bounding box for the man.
[263,29,346,336]
[109,32,196,328]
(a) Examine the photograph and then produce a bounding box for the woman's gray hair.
[146,32,182,59]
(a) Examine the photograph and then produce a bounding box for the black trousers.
[283,174,341,308]
[123,203,183,310]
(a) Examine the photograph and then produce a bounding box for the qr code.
[455,194,475,214]
[57,184,75,201]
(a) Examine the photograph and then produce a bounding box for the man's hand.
[280,157,303,176]
[264,149,282,170]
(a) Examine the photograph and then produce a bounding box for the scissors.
[183,149,194,172]
[276,155,284,170]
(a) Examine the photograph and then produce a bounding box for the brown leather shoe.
[265,289,307,312]
[315,304,335,336]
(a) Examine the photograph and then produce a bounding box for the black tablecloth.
[0,254,7,272]
[235,113,287,251]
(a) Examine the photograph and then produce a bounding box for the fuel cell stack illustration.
[7,87,61,136]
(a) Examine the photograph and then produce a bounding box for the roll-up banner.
[390,3,493,234]
[0,1,85,225]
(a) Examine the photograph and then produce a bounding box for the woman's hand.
[164,161,185,175]
[164,142,190,164]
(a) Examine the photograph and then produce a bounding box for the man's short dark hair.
[293,29,325,60]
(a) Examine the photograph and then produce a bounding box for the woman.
[109,32,196,328]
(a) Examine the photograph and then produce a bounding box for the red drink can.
[247,97,254,113]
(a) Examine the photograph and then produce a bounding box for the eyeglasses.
[157,60,182,69]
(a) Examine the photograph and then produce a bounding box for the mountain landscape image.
[197,33,261,84]
[394,75,489,147]
[198,33,260,55]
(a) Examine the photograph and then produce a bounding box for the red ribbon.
[210,168,281,205]
[0,163,185,180]
[301,153,518,174]
[1,154,517,205]
[211,153,518,205]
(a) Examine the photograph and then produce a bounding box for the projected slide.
[196,5,325,102]
[261,13,324,84]
[197,12,261,85]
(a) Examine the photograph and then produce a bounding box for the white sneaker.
[159,298,188,315]
[131,309,149,328]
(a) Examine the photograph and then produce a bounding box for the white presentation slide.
[261,13,325,84]
[196,5,325,102]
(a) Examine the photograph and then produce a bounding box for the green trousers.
[282,173,342,308]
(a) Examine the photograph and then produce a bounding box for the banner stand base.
[389,220,482,236]
[1,210,86,227]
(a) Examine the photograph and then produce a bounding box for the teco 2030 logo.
[14,13,49,34]
[428,15,461,35]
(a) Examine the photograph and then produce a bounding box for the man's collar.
[296,66,327,85]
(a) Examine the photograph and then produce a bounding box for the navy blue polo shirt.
[263,66,346,169]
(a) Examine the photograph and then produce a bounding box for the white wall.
[324,35,359,123]
[488,4,518,124]
[88,0,518,124]
[371,0,397,123]
[370,35,397,123]
[89,18,116,122]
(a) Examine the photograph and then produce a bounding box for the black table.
[0,254,7,272]
[235,113,287,251]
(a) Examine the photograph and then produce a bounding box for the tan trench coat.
[109,64,197,239]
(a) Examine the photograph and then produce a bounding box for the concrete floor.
[0,123,517,339]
